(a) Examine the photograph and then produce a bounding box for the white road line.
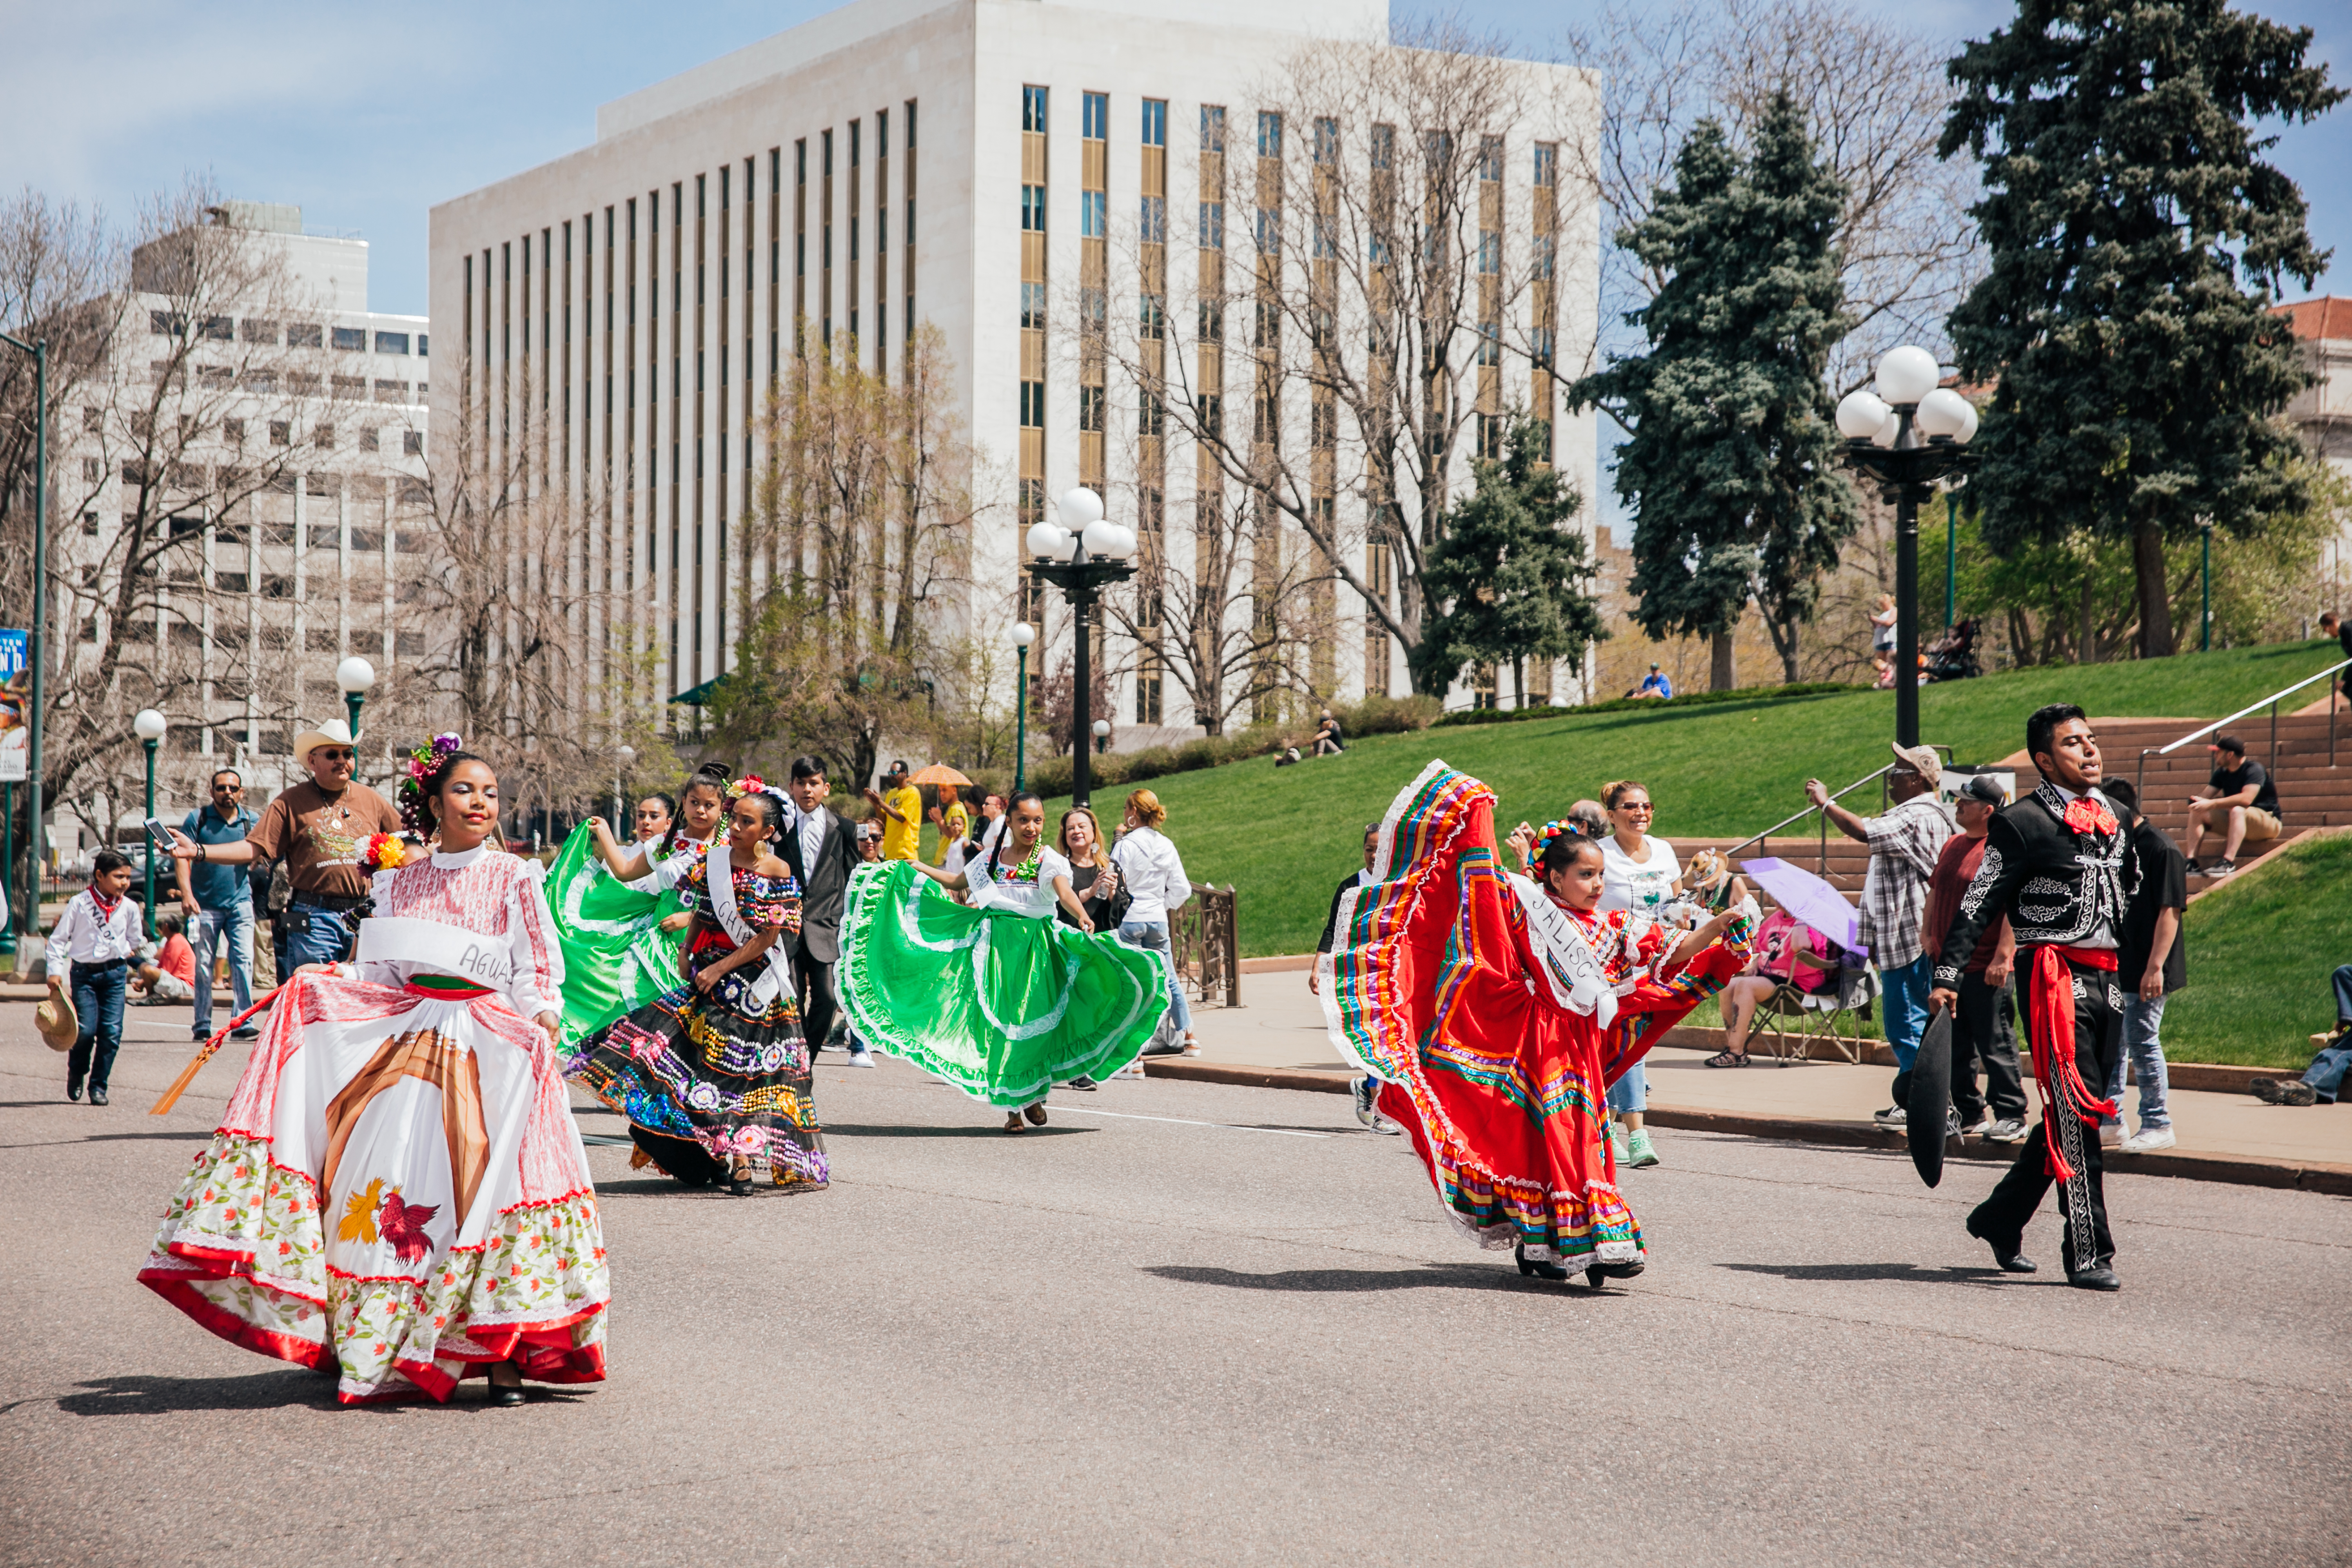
[1046,1103,1332,1138]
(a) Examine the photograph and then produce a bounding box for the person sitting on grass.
[1312,710,1345,757]
[1627,663,1673,701]
[2250,965,2352,1107]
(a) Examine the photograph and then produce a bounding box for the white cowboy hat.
[289,717,360,763]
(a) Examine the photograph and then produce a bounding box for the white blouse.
[1599,834,1682,917]
[965,841,1074,919]
[363,843,566,1019]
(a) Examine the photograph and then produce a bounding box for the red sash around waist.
[2025,945,2120,1179]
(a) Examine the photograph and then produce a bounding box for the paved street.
[2,1007,2347,1567]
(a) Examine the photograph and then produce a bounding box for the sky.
[2,0,2344,320]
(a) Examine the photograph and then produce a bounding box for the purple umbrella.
[1738,857,1865,958]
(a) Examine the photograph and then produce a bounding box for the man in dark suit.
[782,755,866,1067]
[1931,704,2140,1291]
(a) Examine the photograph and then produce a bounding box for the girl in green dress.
[837,793,1169,1132]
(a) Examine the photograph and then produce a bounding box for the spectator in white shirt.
[1110,788,1197,1054]
[53,849,143,1105]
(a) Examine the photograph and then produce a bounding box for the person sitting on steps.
[2183,733,2281,877]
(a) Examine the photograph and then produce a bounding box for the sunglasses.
[313,748,355,762]
[211,782,241,791]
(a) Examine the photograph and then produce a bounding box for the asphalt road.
[2,1008,2347,1567]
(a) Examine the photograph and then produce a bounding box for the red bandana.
[2061,796,2118,837]
[89,887,123,918]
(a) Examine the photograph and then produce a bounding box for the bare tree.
[1096,22,1591,706]
[2,179,420,866]
[1561,0,1981,389]
[714,326,980,788]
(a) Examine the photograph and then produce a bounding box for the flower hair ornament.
[396,732,465,836]
[725,774,794,840]
[359,832,408,874]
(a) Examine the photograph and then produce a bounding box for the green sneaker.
[1627,1127,1661,1168]
[1608,1120,1630,1165]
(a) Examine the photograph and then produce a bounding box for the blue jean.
[191,897,254,1034]
[284,902,358,971]
[69,960,128,1094]
[1118,920,1192,1035]
[1878,954,1934,1073]
[1608,1063,1646,1115]
[2301,966,2352,1102]
[2101,994,2171,1128]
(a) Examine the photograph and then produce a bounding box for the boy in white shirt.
[52,850,143,1105]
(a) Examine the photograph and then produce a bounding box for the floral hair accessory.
[724,773,767,801]
[396,732,467,835]
[360,832,407,873]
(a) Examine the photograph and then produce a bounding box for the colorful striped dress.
[1318,762,1756,1271]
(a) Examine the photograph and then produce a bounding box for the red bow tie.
[2062,797,2118,837]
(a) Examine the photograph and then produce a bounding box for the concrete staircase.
[1667,708,2349,910]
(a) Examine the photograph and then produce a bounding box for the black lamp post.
[133,709,166,938]
[1835,347,1979,749]
[1024,488,1135,810]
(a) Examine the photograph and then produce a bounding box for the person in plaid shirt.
[1804,742,1955,1129]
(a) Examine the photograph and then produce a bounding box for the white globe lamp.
[1056,486,1105,530]
[1835,390,1891,441]
[336,656,376,695]
[1874,345,1941,408]
[1012,622,1035,648]
[132,708,167,743]
[1025,522,1069,561]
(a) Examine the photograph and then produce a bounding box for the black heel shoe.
[1515,1244,1569,1281]
[729,1173,756,1197]
[489,1363,527,1406]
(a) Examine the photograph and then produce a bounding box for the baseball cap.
[1889,741,1942,787]
[2210,734,2245,755]
[1956,774,2005,805]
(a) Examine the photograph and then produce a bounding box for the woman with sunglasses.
[1596,780,1681,1170]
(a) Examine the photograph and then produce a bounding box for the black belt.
[71,958,128,971]
[290,890,369,912]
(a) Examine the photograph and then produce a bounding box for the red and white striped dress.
[139,844,611,1404]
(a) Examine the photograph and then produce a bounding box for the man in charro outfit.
[1929,704,2137,1292]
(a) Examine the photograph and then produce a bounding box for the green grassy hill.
[1040,640,2340,960]
[2161,832,2352,1069]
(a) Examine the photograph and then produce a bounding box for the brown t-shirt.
[246,780,403,900]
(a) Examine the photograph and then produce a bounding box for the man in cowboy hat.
[1804,741,1955,1131]
[167,718,403,972]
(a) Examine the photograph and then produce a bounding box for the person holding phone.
[171,769,261,1044]
[168,720,403,972]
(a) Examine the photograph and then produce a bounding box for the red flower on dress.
[376,1190,441,1264]
[2062,797,2118,837]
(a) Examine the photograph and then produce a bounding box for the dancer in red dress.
[1318,763,1756,1287]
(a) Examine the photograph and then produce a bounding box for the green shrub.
[1432,680,1858,728]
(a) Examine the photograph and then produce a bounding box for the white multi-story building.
[52,200,430,827]
[429,0,1599,751]
[2278,297,2352,607]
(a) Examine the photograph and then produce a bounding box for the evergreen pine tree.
[1411,416,1607,704]
[1569,94,1857,688]
[1941,0,2341,657]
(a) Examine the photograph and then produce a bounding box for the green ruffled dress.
[544,822,698,1053]
[836,848,1170,1107]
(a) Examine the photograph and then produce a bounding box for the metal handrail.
[2135,655,2349,797]
[1722,744,1955,876]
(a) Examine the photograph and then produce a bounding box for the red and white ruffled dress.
[138,844,611,1404]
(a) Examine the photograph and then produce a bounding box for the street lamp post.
[1011,622,1035,794]
[337,656,376,744]
[1024,488,1136,810]
[134,709,167,938]
[1,331,48,956]
[1092,718,1110,756]
[1835,347,1979,748]
[2200,520,2214,652]
[1944,492,1959,634]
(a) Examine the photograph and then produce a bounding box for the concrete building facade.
[49,200,430,843]
[429,0,1600,758]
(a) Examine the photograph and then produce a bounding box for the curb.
[1138,1058,2352,1196]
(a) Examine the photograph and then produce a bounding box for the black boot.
[1966,1212,2036,1273]
[1514,1244,1568,1281]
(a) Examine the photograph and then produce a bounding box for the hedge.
[1431,681,1859,728]
[1021,692,1441,800]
